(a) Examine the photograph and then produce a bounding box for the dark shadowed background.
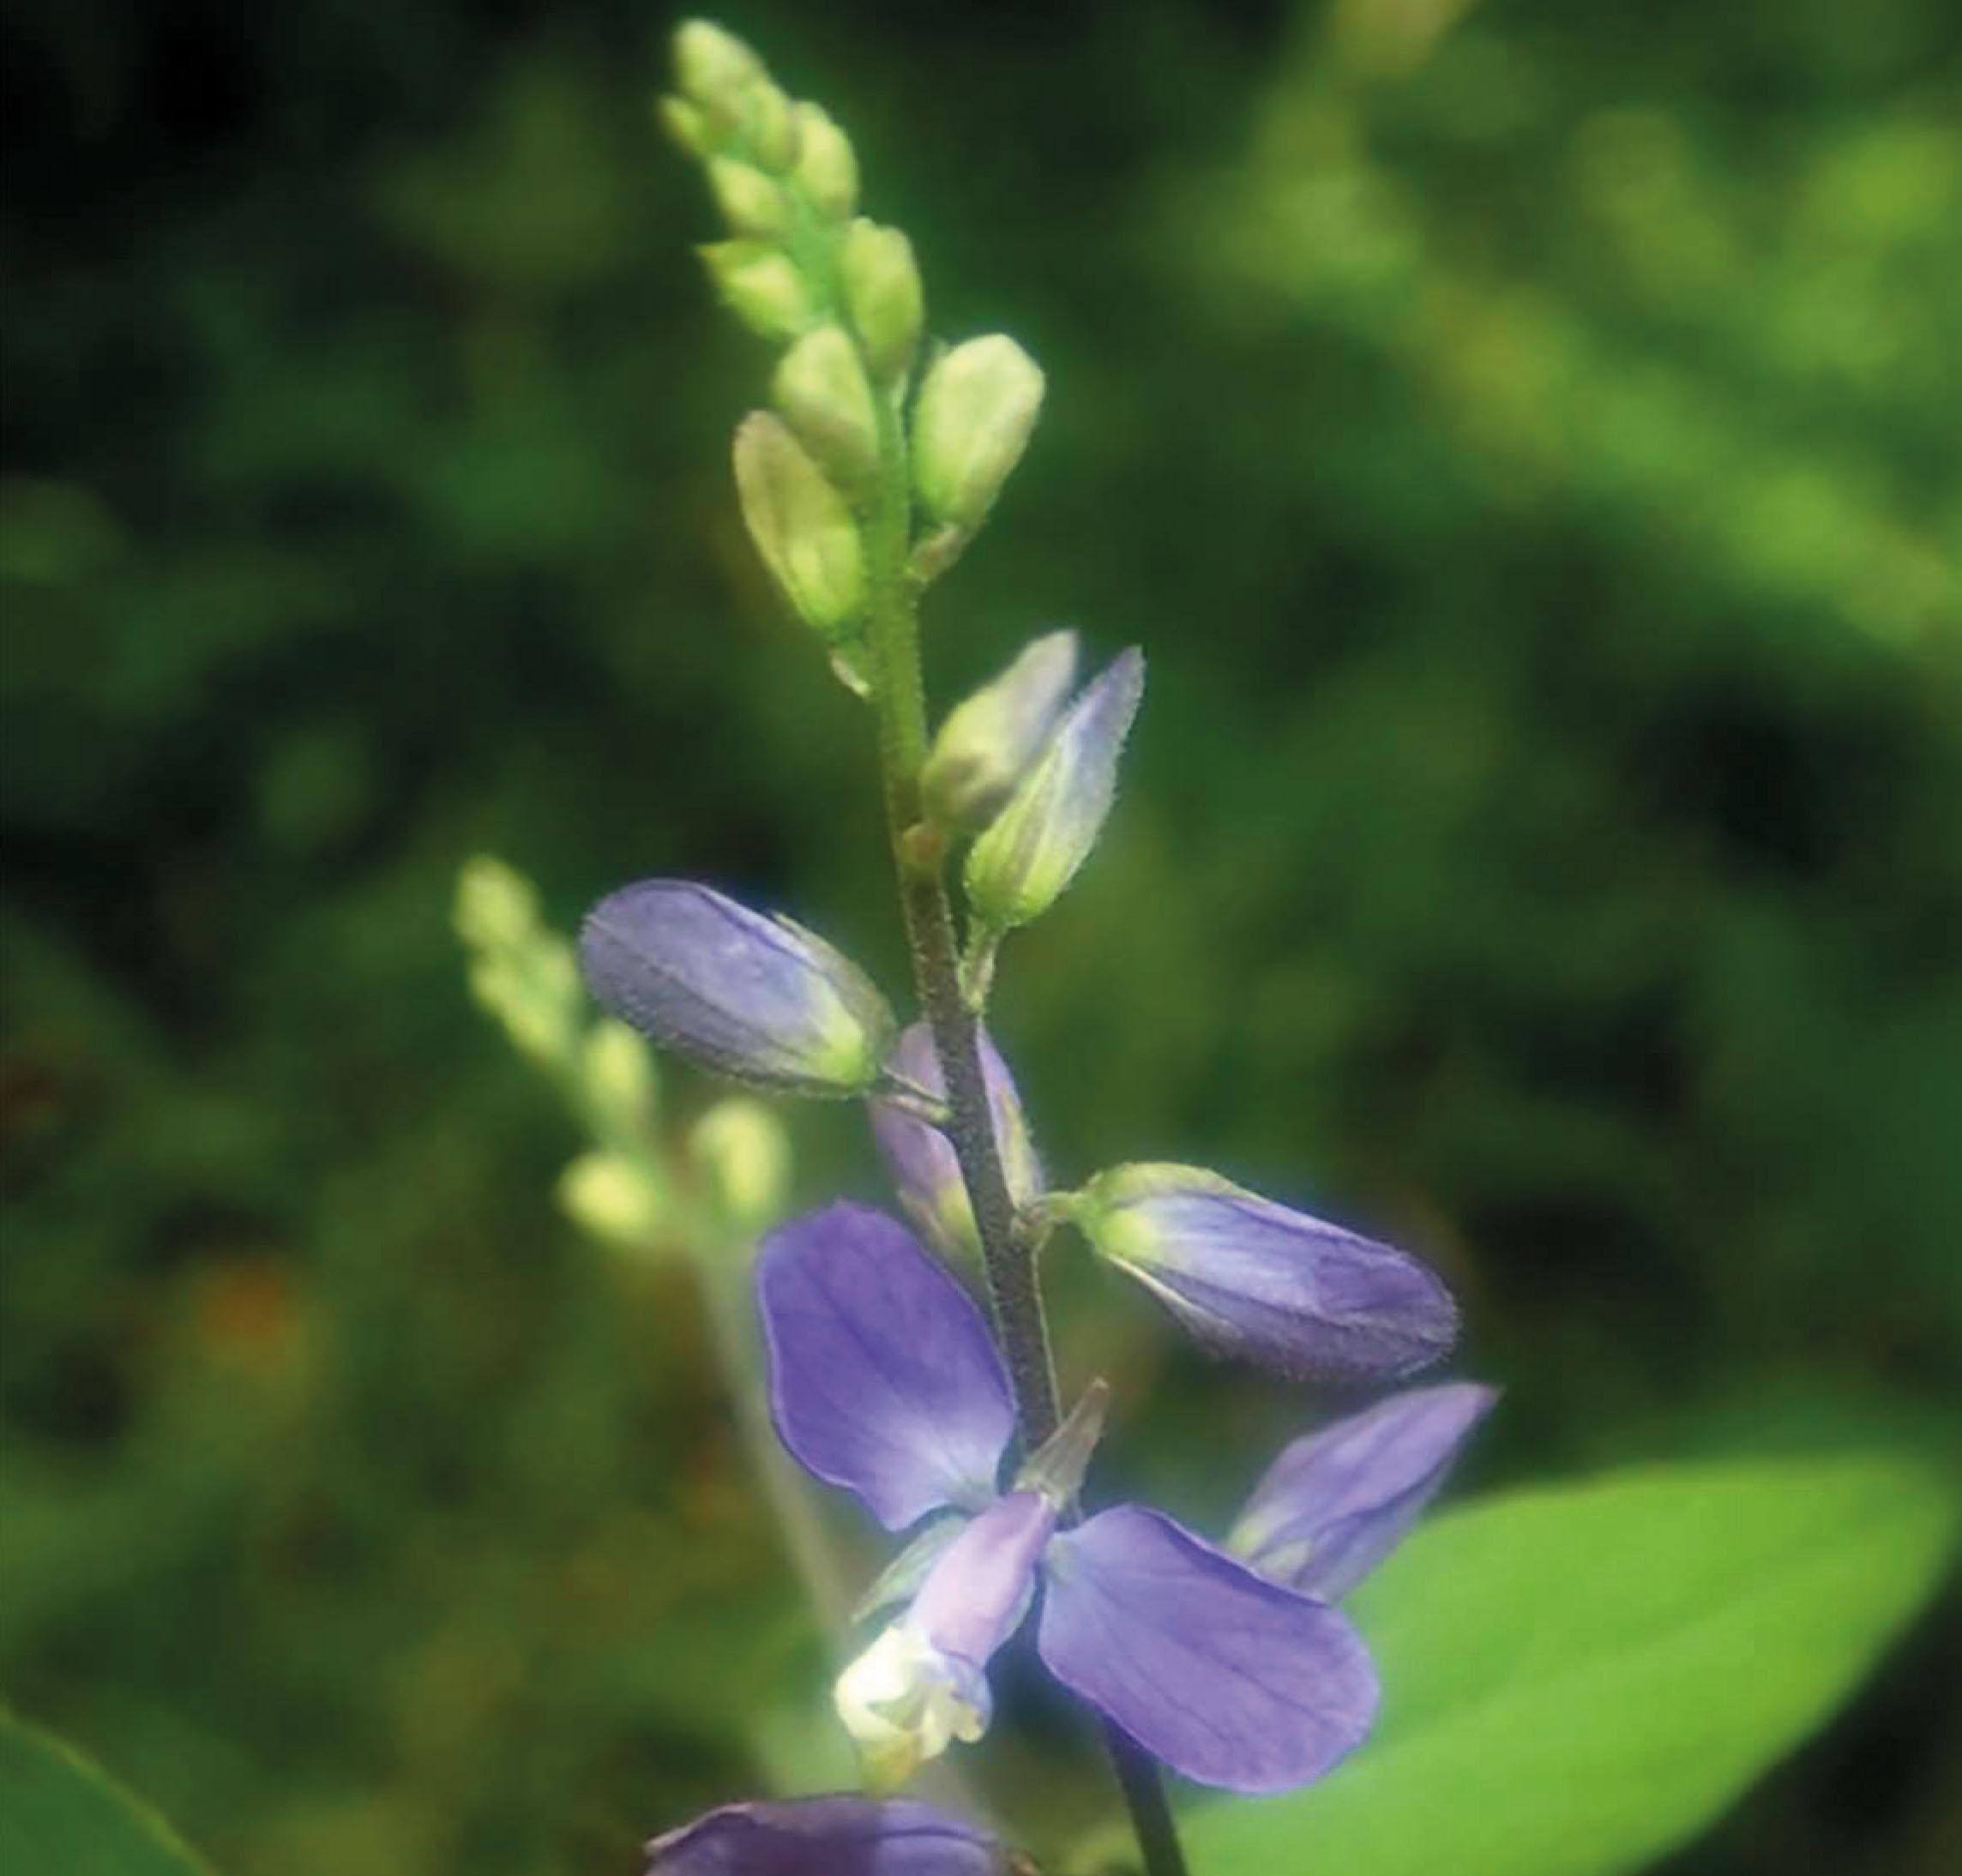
[3,1,1959,1872]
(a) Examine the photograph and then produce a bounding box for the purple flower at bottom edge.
[758,1203,1379,1797]
[645,1795,1012,1875]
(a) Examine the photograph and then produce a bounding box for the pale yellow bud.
[583,1019,657,1138]
[657,95,713,159]
[707,157,791,238]
[454,855,540,952]
[838,220,924,383]
[698,242,816,341]
[773,324,880,484]
[791,102,858,219]
[673,21,765,110]
[912,335,1045,532]
[732,411,865,631]
[690,1098,791,1231]
[558,1151,667,1250]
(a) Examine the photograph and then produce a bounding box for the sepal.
[963,649,1144,933]
[923,630,1079,829]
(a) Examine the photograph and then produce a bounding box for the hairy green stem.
[859,367,1183,1876]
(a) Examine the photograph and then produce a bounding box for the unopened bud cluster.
[664,21,1050,694]
[457,856,791,1259]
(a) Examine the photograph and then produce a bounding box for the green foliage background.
[3,2,1957,1873]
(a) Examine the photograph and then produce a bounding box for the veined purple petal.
[870,1022,1044,1257]
[581,880,894,1096]
[1038,1506,1378,1795]
[964,649,1144,932]
[1071,1163,1457,1382]
[645,1795,1008,1874]
[758,1203,1013,1528]
[1229,1383,1497,1600]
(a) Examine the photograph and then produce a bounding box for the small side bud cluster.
[455,856,585,1067]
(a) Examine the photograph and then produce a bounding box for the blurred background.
[3,0,1959,1872]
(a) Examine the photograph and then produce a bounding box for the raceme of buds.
[964,648,1144,933]
[732,412,866,634]
[791,101,858,219]
[923,629,1080,829]
[645,1795,1012,1876]
[1062,1163,1459,1382]
[580,880,895,1097]
[773,324,881,484]
[870,1021,1044,1257]
[1229,1383,1498,1600]
[698,241,816,341]
[912,335,1044,531]
[839,219,924,383]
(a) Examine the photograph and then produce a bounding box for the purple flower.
[870,1022,1044,1257]
[758,1203,1379,1795]
[963,649,1144,933]
[645,1795,1010,1874]
[1062,1163,1458,1382]
[580,880,895,1097]
[1228,1383,1497,1599]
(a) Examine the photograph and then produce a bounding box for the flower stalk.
[852,299,1187,1876]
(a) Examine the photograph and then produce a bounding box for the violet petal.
[1038,1506,1378,1795]
[645,1795,1008,1875]
[1230,1382,1498,1599]
[870,1022,1044,1257]
[581,880,894,1096]
[758,1203,1013,1528]
[1074,1163,1458,1382]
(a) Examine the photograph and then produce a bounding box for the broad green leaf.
[0,1712,214,1876]
[1072,1451,1958,1876]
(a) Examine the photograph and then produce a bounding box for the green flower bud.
[707,157,791,238]
[657,95,714,159]
[922,629,1079,829]
[740,81,800,172]
[911,335,1045,533]
[773,323,880,484]
[732,411,866,632]
[791,102,858,219]
[673,20,766,111]
[839,220,924,383]
[698,241,816,341]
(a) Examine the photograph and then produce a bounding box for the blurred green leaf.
[1074,1450,1959,1876]
[0,1713,214,1876]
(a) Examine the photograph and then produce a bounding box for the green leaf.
[0,1713,214,1876]
[1072,1450,1959,1876]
